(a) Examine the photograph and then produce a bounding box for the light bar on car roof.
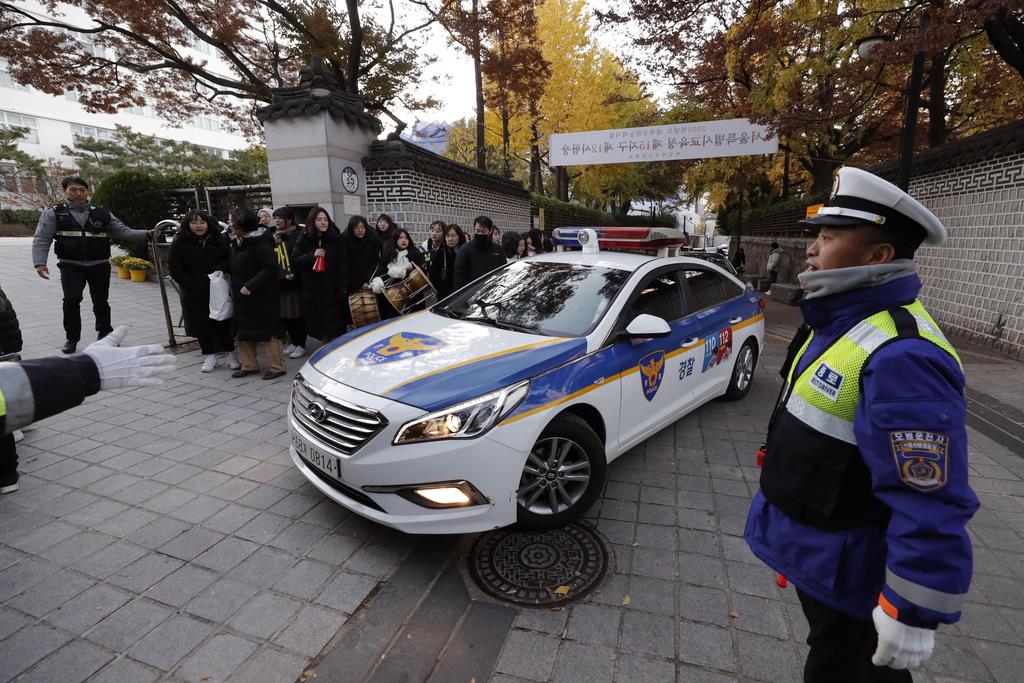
[552,226,689,251]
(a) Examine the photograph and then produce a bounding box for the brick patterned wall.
[912,152,1024,359]
[365,168,532,245]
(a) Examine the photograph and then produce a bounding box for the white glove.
[370,276,385,294]
[387,263,407,280]
[871,605,935,670]
[82,326,176,390]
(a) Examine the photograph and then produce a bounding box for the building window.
[189,34,212,55]
[0,111,39,144]
[62,29,107,59]
[70,123,115,144]
[65,90,80,102]
[124,104,155,117]
[0,61,29,91]
[189,115,222,132]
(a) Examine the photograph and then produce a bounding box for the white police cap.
[803,167,946,246]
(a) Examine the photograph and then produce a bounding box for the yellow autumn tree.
[478,0,659,208]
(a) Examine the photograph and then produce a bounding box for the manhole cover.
[468,522,608,607]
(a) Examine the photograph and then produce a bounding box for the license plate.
[292,430,342,481]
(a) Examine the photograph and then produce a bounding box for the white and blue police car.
[288,227,765,534]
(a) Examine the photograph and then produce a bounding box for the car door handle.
[681,337,699,346]
[729,316,743,324]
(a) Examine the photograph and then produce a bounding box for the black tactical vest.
[53,204,112,261]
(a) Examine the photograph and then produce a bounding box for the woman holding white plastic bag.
[167,211,239,372]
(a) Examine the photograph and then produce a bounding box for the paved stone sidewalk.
[0,241,416,682]
[1,238,1022,682]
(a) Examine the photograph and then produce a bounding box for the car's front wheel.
[515,413,606,529]
[724,339,758,401]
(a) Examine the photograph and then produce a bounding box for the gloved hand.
[370,276,385,294]
[82,326,176,390]
[871,605,935,670]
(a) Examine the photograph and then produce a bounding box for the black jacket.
[374,225,396,250]
[226,230,280,342]
[379,243,425,280]
[273,227,303,292]
[168,229,231,336]
[428,244,458,299]
[342,228,381,294]
[292,226,348,340]
[0,285,22,357]
[454,237,506,289]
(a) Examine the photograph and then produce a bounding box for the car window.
[682,268,741,311]
[623,269,685,323]
[435,261,631,337]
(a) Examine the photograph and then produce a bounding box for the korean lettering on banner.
[549,118,778,166]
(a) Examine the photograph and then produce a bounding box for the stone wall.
[909,151,1024,359]
[365,167,531,245]
[363,138,532,245]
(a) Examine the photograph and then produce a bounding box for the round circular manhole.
[468,522,608,607]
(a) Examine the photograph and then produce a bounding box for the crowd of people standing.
[168,208,548,378]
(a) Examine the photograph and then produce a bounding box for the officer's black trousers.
[0,433,16,477]
[797,589,913,683]
[58,262,112,342]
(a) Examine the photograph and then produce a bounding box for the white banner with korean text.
[549,118,779,166]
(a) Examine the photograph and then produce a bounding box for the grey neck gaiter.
[797,260,917,300]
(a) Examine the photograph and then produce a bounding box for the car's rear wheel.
[724,339,758,401]
[516,413,606,529]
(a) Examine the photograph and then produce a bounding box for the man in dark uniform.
[745,167,978,681]
[454,215,506,289]
[32,175,154,354]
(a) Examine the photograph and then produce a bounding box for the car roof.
[526,250,737,274]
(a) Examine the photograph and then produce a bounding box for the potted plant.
[109,255,130,279]
[122,257,153,282]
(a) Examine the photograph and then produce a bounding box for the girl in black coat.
[226,208,285,380]
[292,207,348,343]
[372,228,425,319]
[168,211,235,372]
[374,213,398,249]
[429,223,465,300]
[342,215,381,294]
[272,207,307,359]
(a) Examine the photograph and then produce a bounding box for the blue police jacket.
[745,273,979,628]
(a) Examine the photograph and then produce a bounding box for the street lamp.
[855,14,930,191]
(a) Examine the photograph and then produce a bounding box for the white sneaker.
[201,354,218,373]
[12,430,24,443]
[282,344,297,356]
[226,351,241,370]
[287,346,306,359]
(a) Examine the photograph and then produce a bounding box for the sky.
[389,0,655,131]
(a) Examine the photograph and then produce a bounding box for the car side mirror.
[620,314,672,339]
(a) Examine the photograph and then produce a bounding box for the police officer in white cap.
[745,167,979,681]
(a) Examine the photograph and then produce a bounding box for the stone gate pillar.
[257,59,382,223]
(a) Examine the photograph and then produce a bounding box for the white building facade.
[0,2,249,199]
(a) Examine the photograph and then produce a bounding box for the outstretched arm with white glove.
[82,326,175,390]
[872,606,935,670]
[0,326,175,435]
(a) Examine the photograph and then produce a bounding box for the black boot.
[61,340,77,354]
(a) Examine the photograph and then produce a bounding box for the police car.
[289,227,765,534]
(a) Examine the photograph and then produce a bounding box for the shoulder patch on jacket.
[890,431,949,491]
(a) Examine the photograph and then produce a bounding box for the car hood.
[307,311,589,412]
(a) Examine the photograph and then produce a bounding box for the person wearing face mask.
[429,223,465,299]
[272,207,307,359]
[454,216,506,290]
[744,167,978,682]
[32,175,156,354]
[168,211,238,373]
[371,228,424,318]
[293,207,349,343]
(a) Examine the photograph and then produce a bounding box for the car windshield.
[433,261,631,337]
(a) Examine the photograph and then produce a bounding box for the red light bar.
[552,226,687,251]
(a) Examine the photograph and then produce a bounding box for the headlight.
[393,381,530,444]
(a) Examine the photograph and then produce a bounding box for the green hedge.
[93,170,168,258]
[533,193,677,230]
[0,208,42,228]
